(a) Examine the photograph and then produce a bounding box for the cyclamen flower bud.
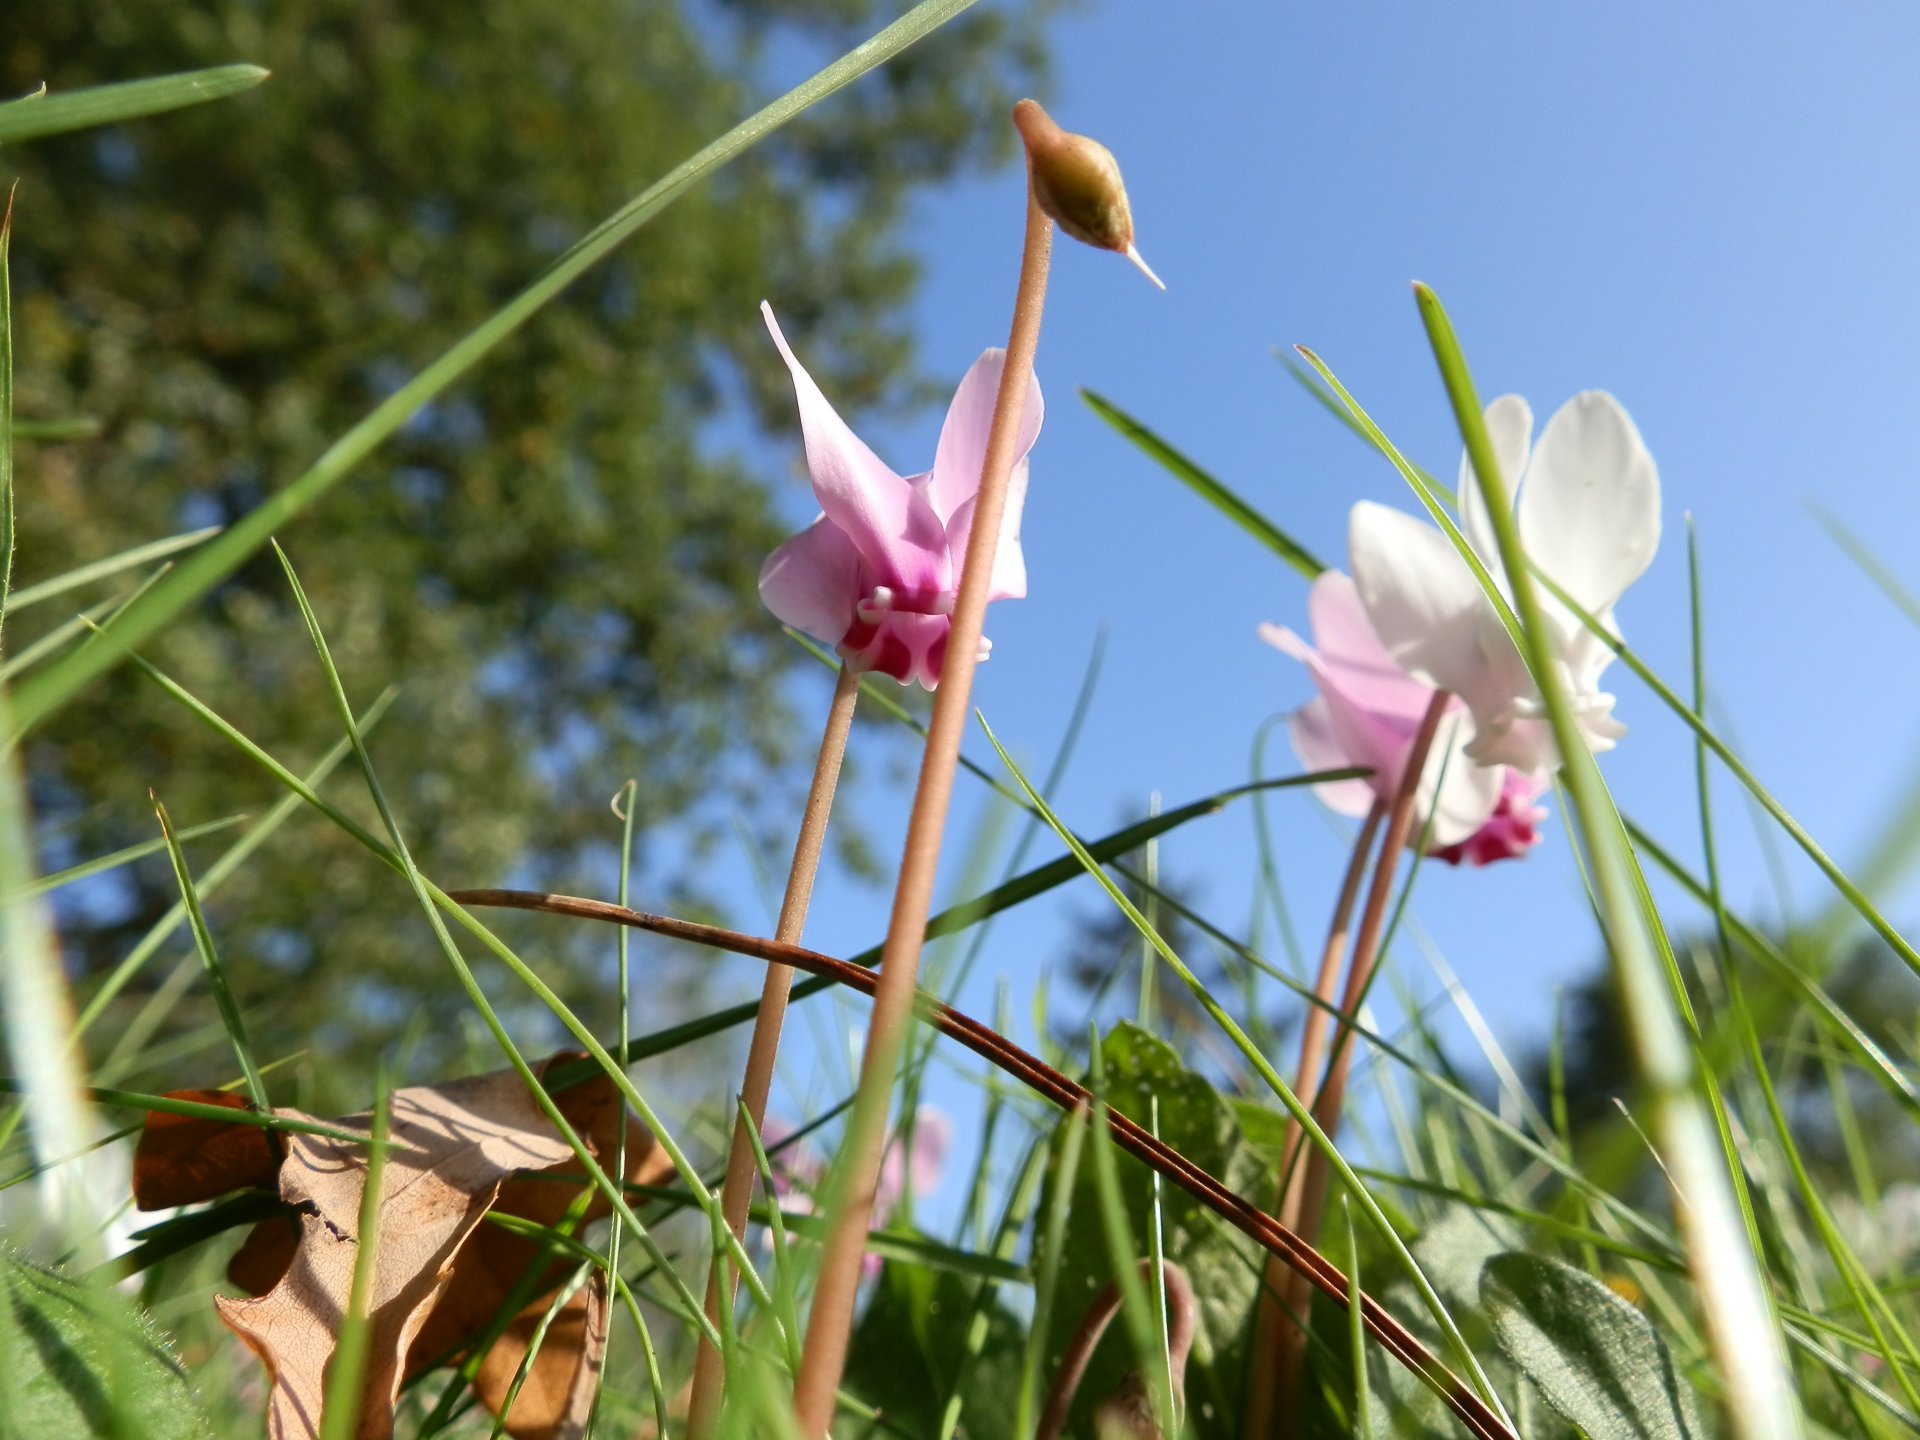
[1012,98,1163,290]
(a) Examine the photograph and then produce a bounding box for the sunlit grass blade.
[72,688,395,1039]
[1,186,13,635]
[1081,388,1326,579]
[269,541,736,1347]
[938,1134,1048,1440]
[1413,281,1799,1440]
[0,684,106,1256]
[8,526,222,614]
[27,813,247,898]
[152,795,269,1110]
[739,1099,803,1374]
[1084,1038,1171,1434]
[1018,1102,1089,1438]
[10,416,100,442]
[0,1080,369,1145]
[0,65,268,145]
[319,1081,389,1440]
[8,0,986,739]
[977,713,1510,1420]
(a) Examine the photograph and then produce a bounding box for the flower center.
[855,584,956,621]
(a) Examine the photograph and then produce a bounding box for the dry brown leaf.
[203,1055,663,1440]
[133,1089,282,1209]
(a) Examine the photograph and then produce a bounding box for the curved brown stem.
[1037,1260,1195,1440]
[446,887,1516,1440]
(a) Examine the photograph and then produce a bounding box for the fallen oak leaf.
[132,1088,282,1210]
[180,1054,665,1440]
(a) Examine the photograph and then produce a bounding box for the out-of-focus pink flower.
[763,1107,951,1280]
[756,303,1042,688]
[1348,392,1660,775]
[1261,571,1546,866]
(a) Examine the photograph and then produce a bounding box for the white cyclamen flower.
[1348,392,1661,775]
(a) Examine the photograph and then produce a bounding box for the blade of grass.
[27,813,247,898]
[152,795,269,1110]
[8,0,986,738]
[10,417,100,442]
[7,526,221,614]
[271,542,739,1349]
[978,715,1510,1423]
[0,186,14,638]
[0,65,268,145]
[1081,388,1326,579]
[1018,1101,1090,1439]
[319,1080,390,1440]
[1413,282,1799,1440]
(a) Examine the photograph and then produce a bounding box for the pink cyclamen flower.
[1261,571,1547,866]
[1348,393,1660,775]
[756,302,1042,688]
[764,1107,951,1279]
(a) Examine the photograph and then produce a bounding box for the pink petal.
[1286,697,1378,819]
[838,611,951,690]
[758,515,861,645]
[1304,572,1433,723]
[762,303,950,595]
[927,350,1043,524]
[942,456,1030,603]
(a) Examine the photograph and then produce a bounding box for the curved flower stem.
[1037,1261,1196,1440]
[1243,797,1384,1440]
[686,661,860,1437]
[787,184,1053,1438]
[1273,691,1451,1437]
[448,887,1521,1440]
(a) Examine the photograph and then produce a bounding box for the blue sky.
[701,2,1920,1151]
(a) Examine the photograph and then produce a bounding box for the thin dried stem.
[1243,797,1384,1440]
[787,185,1053,1438]
[1273,689,1452,1435]
[448,886,1519,1440]
[686,661,860,1436]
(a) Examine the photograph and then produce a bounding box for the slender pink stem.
[1037,1261,1196,1440]
[1272,690,1451,1437]
[789,187,1053,1438]
[1243,797,1384,1440]
[685,662,859,1437]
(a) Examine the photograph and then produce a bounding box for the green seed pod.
[1013,99,1163,289]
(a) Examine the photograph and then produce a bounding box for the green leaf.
[843,1252,1028,1440]
[1034,1024,1287,1440]
[0,1245,210,1439]
[0,66,269,146]
[1480,1252,1704,1440]
[1080,389,1327,579]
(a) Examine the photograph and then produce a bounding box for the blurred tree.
[1529,930,1920,1185]
[0,0,1051,1087]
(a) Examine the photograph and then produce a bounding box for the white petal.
[928,349,1043,525]
[1457,393,1532,573]
[1421,715,1507,847]
[1348,501,1498,702]
[1517,391,1660,618]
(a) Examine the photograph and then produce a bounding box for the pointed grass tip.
[1013,99,1163,292]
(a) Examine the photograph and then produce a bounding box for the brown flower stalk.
[1268,689,1453,1437]
[685,661,860,1437]
[449,886,1517,1440]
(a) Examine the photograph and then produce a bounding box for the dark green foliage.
[1033,1023,1288,1439]
[0,0,1047,1089]
[0,1245,209,1439]
[841,1251,1028,1439]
